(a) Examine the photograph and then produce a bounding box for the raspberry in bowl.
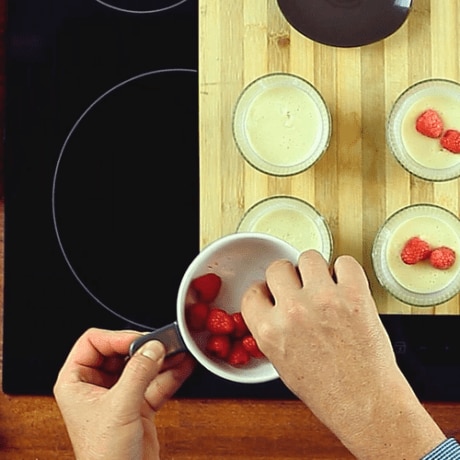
[372,203,460,307]
[130,232,300,384]
[386,78,460,181]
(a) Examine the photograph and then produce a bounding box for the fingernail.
[138,341,164,361]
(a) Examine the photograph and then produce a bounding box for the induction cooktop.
[1,0,296,398]
[4,0,460,402]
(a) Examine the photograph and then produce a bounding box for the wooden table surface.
[1,1,460,459]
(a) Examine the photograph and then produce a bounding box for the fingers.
[333,255,380,319]
[242,257,302,319]
[114,340,167,413]
[55,328,141,385]
[114,341,195,414]
[242,250,330,327]
[265,258,303,297]
[144,353,196,411]
[266,250,333,300]
[56,326,195,419]
[241,280,273,330]
[297,250,334,287]
[333,254,370,290]
[67,328,140,364]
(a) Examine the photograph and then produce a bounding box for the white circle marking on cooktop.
[51,68,197,329]
[94,0,189,14]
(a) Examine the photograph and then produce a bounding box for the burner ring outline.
[94,0,189,14]
[52,68,198,330]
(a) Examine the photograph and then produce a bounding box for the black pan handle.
[129,322,187,357]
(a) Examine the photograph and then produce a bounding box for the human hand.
[53,328,195,460]
[241,250,446,460]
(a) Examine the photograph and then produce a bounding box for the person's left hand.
[54,328,195,460]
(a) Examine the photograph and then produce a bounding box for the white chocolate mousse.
[233,73,331,176]
[237,196,333,261]
[245,85,322,167]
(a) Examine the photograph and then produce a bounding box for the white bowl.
[177,232,300,384]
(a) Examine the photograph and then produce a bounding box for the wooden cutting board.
[199,0,460,315]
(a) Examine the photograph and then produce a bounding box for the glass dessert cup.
[386,78,460,182]
[372,203,460,307]
[232,73,331,177]
[237,195,333,263]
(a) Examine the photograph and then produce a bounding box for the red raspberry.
[226,341,250,367]
[415,109,444,138]
[429,246,456,270]
[185,302,210,332]
[231,312,250,338]
[206,335,231,359]
[206,308,235,335]
[440,129,460,154]
[242,335,265,359]
[400,236,432,265]
[191,273,222,302]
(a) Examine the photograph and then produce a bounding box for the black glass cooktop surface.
[4,0,460,402]
[2,0,296,398]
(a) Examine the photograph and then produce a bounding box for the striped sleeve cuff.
[422,438,460,460]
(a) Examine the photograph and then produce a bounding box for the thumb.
[113,340,166,412]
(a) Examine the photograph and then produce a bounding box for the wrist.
[337,374,446,460]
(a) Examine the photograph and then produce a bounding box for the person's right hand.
[241,249,446,460]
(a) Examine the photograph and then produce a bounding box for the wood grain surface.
[1,1,460,459]
[199,0,460,315]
